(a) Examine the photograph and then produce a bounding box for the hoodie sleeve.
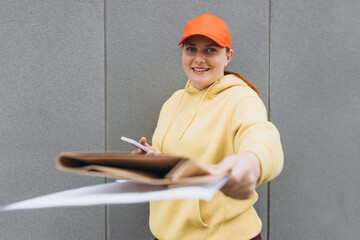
[231,95,284,186]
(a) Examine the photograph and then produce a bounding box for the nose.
[194,51,205,63]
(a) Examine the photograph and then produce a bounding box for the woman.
[134,14,283,240]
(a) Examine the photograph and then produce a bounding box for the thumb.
[207,158,234,175]
[217,157,236,173]
[140,137,151,148]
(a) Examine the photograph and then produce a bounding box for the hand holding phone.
[121,136,152,153]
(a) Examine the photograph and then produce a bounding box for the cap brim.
[178,33,228,48]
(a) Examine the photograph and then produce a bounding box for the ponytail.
[224,70,260,97]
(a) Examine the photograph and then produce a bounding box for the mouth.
[192,67,211,73]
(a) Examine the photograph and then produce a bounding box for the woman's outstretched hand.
[131,137,160,156]
[210,152,261,200]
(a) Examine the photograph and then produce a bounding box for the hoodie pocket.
[194,199,210,228]
[197,192,226,228]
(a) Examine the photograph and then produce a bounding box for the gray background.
[0,1,359,239]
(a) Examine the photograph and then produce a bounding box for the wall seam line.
[267,1,272,240]
[103,0,109,240]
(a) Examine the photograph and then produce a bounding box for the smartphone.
[121,136,152,153]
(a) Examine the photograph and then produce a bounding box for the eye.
[204,48,218,55]
[186,47,196,52]
[207,48,217,53]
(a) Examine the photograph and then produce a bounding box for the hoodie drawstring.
[160,81,218,152]
[178,82,215,140]
[159,83,189,152]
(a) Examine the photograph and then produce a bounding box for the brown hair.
[224,47,260,97]
[224,70,260,97]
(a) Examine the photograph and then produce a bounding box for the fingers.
[217,154,260,200]
[131,137,151,155]
[140,137,154,150]
[140,137,152,149]
[145,150,161,156]
[132,148,160,156]
[139,137,147,145]
[220,174,254,200]
[140,137,151,148]
[131,148,143,155]
[132,137,160,155]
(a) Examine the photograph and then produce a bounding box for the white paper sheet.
[0,176,229,211]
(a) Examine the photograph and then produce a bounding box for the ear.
[225,49,234,66]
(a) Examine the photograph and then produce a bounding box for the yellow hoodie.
[150,74,283,240]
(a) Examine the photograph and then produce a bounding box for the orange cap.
[178,14,231,49]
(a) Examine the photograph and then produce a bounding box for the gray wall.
[0,1,105,240]
[270,1,360,239]
[1,1,359,240]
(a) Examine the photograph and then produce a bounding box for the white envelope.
[0,176,229,211]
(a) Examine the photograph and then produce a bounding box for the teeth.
[193,68,209,72]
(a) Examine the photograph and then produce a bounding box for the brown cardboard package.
[56,152,225,187]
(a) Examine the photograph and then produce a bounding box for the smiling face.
[182,35,233,90]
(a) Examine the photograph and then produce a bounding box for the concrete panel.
[0,1,105,239]
[270,1,360,239]
[106,0,270,238]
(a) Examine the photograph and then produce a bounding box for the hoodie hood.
[159,74,250,150]
[185,74,249,96]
